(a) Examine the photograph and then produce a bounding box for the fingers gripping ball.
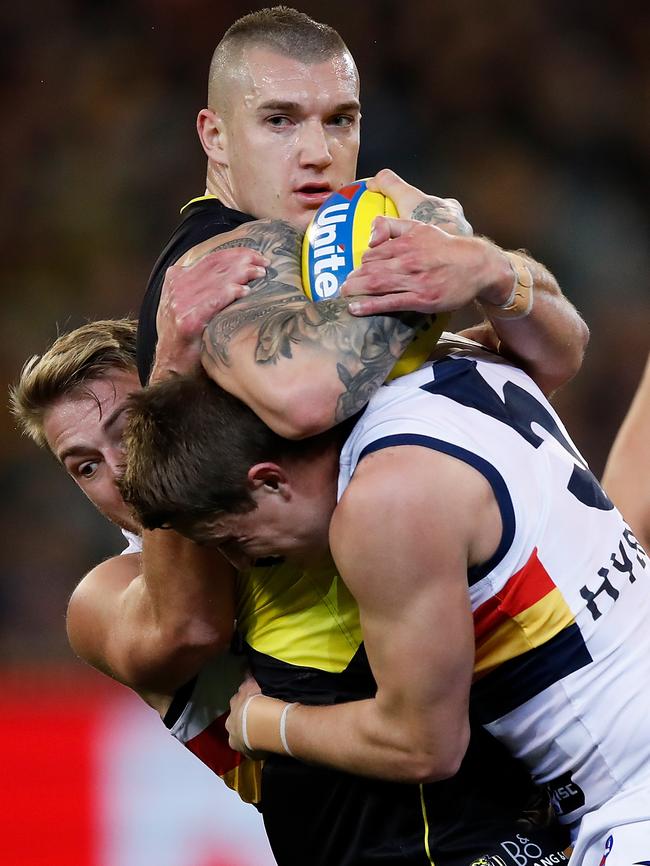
[302,180,398,301]
[301,180,448,380]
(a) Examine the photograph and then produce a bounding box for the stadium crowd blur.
[1,0,648,665]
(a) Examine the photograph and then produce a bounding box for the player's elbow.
[561,316,590,381]
[542,315,590,394]
[129,615,232,679]
[402,743,467,784]
[122,625,229,695]
[398,721,470,784]
[162,619,232,659]
[261,389,339,439]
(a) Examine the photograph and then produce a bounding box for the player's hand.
[226,674,265,758]
[342,218,513,317]
[152,248,269,380]
[367,168,472,238]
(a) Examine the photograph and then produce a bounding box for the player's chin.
[291,206,320,231]
[107,507,141,537]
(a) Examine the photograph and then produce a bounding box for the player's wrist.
[478,249,534,319]
[150,340,200,382]
[475,243,517,306]
[243,694,298,757]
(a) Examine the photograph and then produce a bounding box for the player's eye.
[266,115,292,129]
[329,114,355,128]
[77,460,100,479]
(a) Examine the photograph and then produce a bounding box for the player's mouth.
[294,183,333,207]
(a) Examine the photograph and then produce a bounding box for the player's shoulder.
[158,196,255,266]
[71,553,141,608]
[336,442,463,532]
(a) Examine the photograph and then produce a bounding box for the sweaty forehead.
[222,45,359,112]
[43,389,105,459]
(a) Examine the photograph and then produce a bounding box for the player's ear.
[247,463,291,500]
[197,108,228,166]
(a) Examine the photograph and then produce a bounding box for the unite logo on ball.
[302,180,397,302]
[301,179,449,381]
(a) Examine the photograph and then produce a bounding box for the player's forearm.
[140,529,234,648]
[474,251,589,396]
[117,530,235,691]
[241,692,469,783]
[602,353,650,550]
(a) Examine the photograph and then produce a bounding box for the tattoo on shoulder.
[202,218,416,423]
[205,219,302,268]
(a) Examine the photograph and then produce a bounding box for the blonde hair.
[10,319,138,450]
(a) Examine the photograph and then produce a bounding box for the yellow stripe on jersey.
[474,586,575,679]
[180,193,219,213]
[419,784,435,865]
[236,561,362,671]
[222,758,263,805]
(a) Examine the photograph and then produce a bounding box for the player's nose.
[299,121,333,169]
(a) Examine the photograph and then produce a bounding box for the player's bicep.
[330,450,481,752]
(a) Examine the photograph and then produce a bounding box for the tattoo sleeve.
[201,219,416,424]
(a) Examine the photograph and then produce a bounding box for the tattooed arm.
[342,169,589,396]
[180,220,419,438]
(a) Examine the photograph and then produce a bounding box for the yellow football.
[301,180,448,380]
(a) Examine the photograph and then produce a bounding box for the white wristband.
[279,702,297,757]
[241,694,262,753]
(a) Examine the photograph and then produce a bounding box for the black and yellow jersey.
[236,562,570,866]
[137,195,254,384]
[237,559,373,705]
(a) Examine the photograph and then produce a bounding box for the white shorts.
[570,783,650,865]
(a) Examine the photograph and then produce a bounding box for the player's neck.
[205,163,238,211]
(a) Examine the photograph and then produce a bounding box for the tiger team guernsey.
[160,556,366,813]
[338,335,650,835]
[137,195,255,384]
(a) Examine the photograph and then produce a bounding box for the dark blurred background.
[1,0,648,665]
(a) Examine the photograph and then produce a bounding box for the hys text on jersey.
[579,526,647,622]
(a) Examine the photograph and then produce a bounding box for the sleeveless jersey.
[338,336,650,833]
[119,528,141,556]
[162,649,262,805]
[137,195,255,384]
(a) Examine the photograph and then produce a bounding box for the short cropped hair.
[10,319,138,450]
[119,372,323,532]
[208,6,354,106]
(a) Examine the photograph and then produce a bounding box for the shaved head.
[197,6,360,228]
[207,6,357,114]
